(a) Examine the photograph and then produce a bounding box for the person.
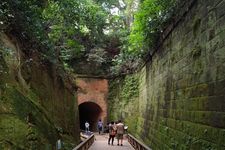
[116,120,124,146]
[56,139,62,150]
[108,121,117,145]
[97,119,103,134]
[85,121,90,133]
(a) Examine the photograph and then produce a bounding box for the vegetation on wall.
[121,75,139,102]
[108,74,140,140]
[108,74,139,104]
[3,0,225,149]
[0,40,79,149]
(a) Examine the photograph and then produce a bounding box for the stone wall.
[0,34,79,149]
[108,0,225,149]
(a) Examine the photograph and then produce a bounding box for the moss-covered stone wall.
[0,33,79,149]
[108,0,225,149]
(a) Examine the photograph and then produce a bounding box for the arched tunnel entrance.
[79,102,102,131]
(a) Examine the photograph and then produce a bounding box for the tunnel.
[79,102,102,131]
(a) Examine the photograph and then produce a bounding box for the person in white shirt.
[85,121,90,133]
[97,119,103,134]
[56,139,62,150]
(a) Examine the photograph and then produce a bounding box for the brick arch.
[76,77,108,128]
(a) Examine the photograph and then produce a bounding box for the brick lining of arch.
[76,78,108,127]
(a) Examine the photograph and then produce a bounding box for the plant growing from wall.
[121,75,139,103]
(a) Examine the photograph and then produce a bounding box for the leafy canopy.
[110,0,178,75]
[1,0,178,76]
[129,0,177,55]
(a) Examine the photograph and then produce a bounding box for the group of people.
[108,120,125,146]
[84,119,126,146]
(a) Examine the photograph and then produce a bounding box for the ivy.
[121,75,139,103]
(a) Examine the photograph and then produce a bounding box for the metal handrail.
[127,134,151,150]
[73,134,95,150]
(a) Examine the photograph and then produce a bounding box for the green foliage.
[111,51,142,75]
[42,0,108,62]
[110,0,178,75]
[121,75,139,102]
[1,0,179,76]
[0,0,111,66]
[0,0,55,61]
[87,48,108,65]
[111,0,177,74]
[108,74,140,138]
[129,0,177,54]
[1,0,46,38]
[105,0,142,75]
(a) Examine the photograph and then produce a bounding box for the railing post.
[73,134,95,150]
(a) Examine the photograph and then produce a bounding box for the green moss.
[192,44,202,59]
[0,33,79,149]
[108,74,140,138]
[108,75,139,107]
[10,88,58,143]
[0,115,27,149]
[121,75,139,104]
[60,134,77,149]
[0,85,58,149]
[193,18,201,38]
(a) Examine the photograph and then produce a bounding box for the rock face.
[0,34,79,149]
[108,0,225,149]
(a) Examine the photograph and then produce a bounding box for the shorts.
[117,134,123,139]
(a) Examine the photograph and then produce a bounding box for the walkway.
[89,133,135,150]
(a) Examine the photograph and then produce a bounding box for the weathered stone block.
[108,0,225,149]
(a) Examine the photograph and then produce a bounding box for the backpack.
[110,130,116,136]
[110,125,116,136]
[116,123,124,134]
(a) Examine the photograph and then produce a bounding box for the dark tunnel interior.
[79,102,102,131]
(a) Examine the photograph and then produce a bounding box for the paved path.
[89,133,135,150]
